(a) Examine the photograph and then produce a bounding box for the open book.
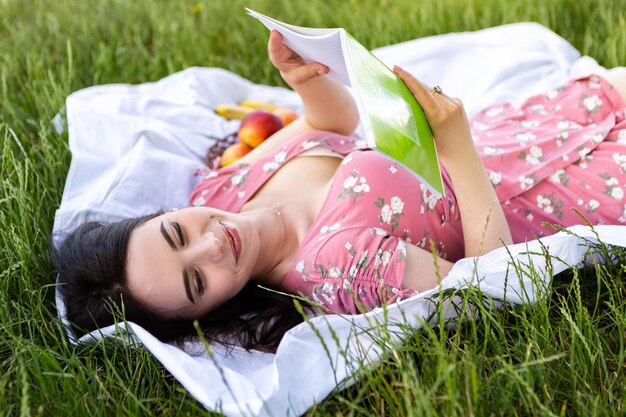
[247,8,444,198]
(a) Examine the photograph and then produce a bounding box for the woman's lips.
[220,222,241,262]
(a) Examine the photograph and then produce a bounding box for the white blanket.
[53,23,623,417]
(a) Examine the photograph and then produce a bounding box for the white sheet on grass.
[53,22,623,417]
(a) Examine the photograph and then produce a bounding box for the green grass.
[1,0,625,415]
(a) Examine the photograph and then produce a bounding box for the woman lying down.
[52,30,626,353]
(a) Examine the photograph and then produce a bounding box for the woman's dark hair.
[50,214,308,353]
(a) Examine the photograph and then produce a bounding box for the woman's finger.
[393,65,440,114]
[283,62,329,84]
[268,30,293,67]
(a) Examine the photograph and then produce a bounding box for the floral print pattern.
[472,75,626,239]
[374,196,404,232]
[337,170,370,202]
[262,149,287,173]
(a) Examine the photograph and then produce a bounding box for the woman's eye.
[173,222,185,245]
[194,270,204,295]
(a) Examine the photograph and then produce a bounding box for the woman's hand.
[393,65,512,256]
[264,30,358,136]
[268,30,329,87]
[392,66,475,165]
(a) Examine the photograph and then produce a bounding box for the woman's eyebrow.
[183,271,195,304]
[159,221,193,303]
[160,221,176,250]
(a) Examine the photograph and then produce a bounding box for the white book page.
[246,8,351,86]
[246,8,338,37]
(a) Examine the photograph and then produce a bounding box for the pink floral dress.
[473,75,626,239]
[189,75,626,314]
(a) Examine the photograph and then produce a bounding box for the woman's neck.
[242,204,299,286]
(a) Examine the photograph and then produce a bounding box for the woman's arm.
[237,31,359,165]
[394,66,513,258]
[401,241,454,292]
[269,31,359,134]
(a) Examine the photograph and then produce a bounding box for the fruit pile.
[214,101,299,166]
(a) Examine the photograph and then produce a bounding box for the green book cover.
[247,8,444,198]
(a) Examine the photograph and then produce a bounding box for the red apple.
[238,110,284,148]
[220,142,252,167]
[273,107,299,126]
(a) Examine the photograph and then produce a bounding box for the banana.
[239,100,279,111]
[214,104,255,120]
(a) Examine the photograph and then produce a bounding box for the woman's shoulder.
[188,162,253,210]
[188,130,362,210]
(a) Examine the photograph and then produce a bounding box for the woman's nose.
[187,231,223,263]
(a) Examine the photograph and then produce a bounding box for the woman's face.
[125,207,261,319]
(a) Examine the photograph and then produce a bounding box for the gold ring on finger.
[433,85,443,94]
